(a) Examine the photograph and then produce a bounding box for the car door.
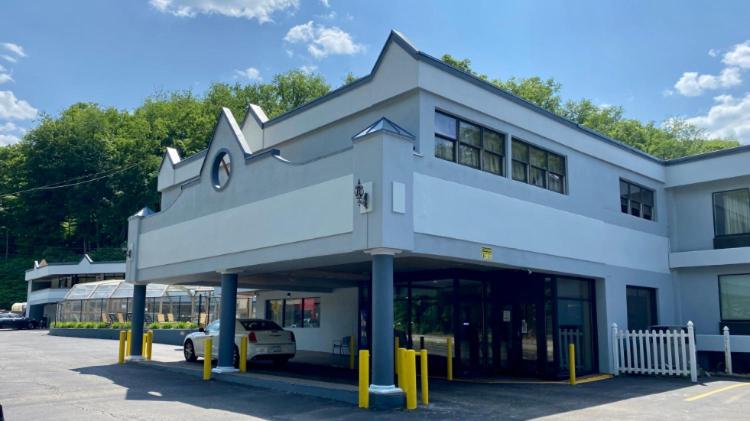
[195,320,220,357]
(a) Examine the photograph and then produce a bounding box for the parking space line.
[684,383,750,402]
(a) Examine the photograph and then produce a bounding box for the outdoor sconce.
[354,179,373,213]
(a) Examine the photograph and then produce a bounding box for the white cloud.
[673,67,741,96]
[0,74,12,84]
[320,0,330,7]
[723,40,750,69]
[2,42,26,58]
[234,66,262,81]
[708,48,719,58]
[299,64,317,74]
[0,134,21,146]
[685,93,750,144]
[0,121,26,146]
[1,55,17,63]
[284,21,364,59]
[150,0,298,23]
[0,90,37,120]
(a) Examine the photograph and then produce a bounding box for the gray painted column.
[129,284,146,360]
[214,272,239,373]
[367,248,403,407]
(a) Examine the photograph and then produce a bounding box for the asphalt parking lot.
[1,330,750,420]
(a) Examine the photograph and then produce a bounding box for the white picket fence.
[559,328,583,369]
[612,321,697,382]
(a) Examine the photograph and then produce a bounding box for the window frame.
[625,286,658,330]
[264,297,321,328]
[619,178,655,221]
[434,110,506,176]
[718,273,750,322]
[712,188,750,238]
[511,137,567,194]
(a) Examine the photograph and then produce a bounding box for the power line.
[0,162,143,199]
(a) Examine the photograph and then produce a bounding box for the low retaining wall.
[49,328,196,345]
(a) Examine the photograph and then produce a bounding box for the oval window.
[212,151,232,190]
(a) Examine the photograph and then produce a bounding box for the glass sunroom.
[56,280,255,325]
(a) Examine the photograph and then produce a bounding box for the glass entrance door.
[458,279,487,374]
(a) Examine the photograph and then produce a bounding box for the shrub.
[148,322,161,330]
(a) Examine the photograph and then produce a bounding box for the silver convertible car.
[183,319,296,368]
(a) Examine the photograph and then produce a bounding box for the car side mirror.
[198,327,205,333]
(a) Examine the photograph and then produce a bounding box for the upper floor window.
[434,111,505,176]
[719,274,750,321]
[619,179,654,220]
[511,138,566,194]
[713,188,750,249]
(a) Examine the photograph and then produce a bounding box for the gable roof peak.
[353,117,415,141]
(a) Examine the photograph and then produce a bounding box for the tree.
[440,54,740,158]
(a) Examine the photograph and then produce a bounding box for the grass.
[52,321,196,330]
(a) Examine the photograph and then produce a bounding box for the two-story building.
[25,255,125,323]
[123,31,750,406]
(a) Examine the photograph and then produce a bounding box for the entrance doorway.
[394,271,597,379]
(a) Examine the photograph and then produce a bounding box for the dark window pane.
[283,299,302,328]
[530,147,547,169]
[482,152,502,175]
[548,153,564,174]
[266,299,283,326]
[642,189,654,206]
[630,201,641,217]
[435,136,455,161]
[621,197,629,213]
[720,274,750,320]
[512,161,527,182]
[459,144,480,168]
[512,139,528,162]
[530,167,546,188]
[643,205,653,220]
[557,278,591,299]
[548,172,564,193]
[459,121,481,147]
[620,180,629,198]
[435,112,456,139]
[627,287,657,330]
[714,189,750,236]
[302,298,320,328]
[629,185,641,204]
[484,130,504,155]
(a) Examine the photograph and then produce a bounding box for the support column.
[214,272,238,374]
[366,248,404,409]
[128,283,146,361]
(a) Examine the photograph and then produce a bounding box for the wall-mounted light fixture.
[354,179,369,209]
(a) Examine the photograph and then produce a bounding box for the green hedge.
[52,321,196,330]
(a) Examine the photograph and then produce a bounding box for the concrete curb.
[136,360,358,405]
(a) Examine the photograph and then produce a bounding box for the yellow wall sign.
[481,246,493,261]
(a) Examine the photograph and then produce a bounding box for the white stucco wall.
[255,287,358,354]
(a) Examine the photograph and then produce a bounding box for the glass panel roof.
[63,280,198,301]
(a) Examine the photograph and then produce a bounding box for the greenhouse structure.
[56,280,256,326]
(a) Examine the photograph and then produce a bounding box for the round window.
[211,151,232,190]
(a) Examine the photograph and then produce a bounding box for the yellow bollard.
[118,330,126,364]
[406,349,417,410]
[398,348,407,391]
[569,343,576,385]
[394,336,399,374]
[420,349,429,405]
[203,338,212,381]
[446,337,453,381]
[358,350,370,409]
[126,329,132,357]
[349,335,356,370]
[142,333,148,356]
[146,331,153,361]
[239,336,248,373]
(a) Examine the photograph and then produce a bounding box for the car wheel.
[272,357,288,368]
[27,321,35,330]
[233,346,240,369]
[184,340,198,362]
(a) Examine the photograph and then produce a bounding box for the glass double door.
[457,279,544,377]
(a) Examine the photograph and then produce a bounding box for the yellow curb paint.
[685,383,750,402]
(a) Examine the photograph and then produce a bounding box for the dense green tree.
[439,54,739,158]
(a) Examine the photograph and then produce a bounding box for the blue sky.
[1,0,750,145]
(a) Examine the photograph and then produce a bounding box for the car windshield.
[239,320,282,331]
